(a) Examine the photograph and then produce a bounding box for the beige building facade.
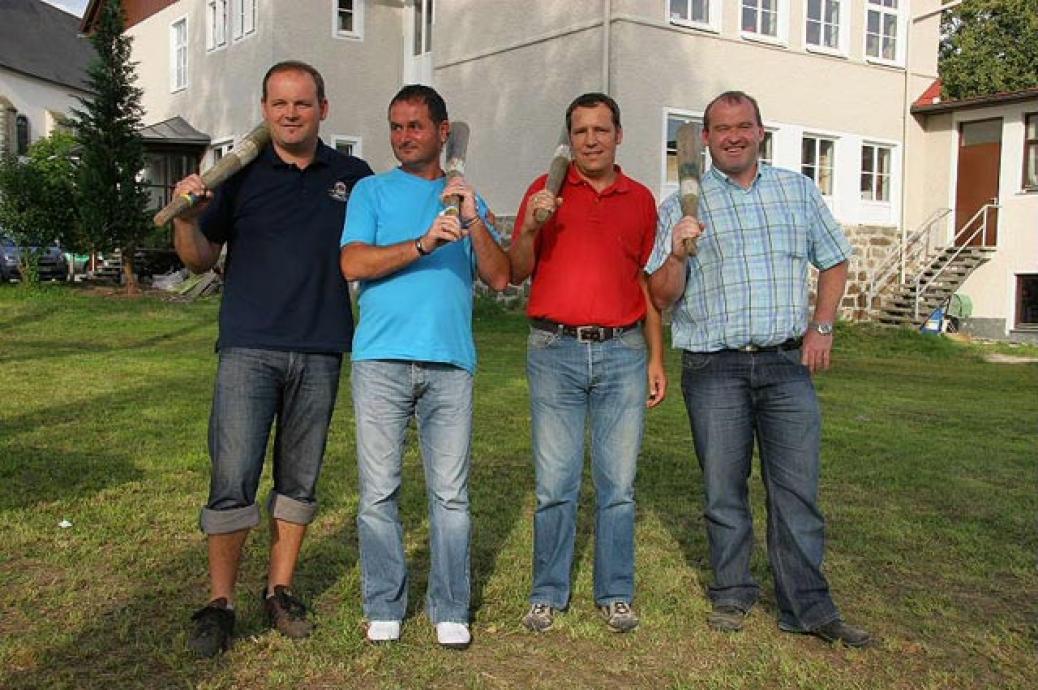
[93,0,985,326]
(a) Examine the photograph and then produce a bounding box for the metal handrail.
[868,207,951,303]
[913,202,999,318]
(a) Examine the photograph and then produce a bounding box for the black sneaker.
[188,598,235,658]
[263,585,315,639]
[807,619,872,648]
[708,605,747,632]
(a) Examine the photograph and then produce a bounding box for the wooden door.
[955,119,1001,246]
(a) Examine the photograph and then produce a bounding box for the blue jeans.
[200,347,342,535]
[680,347,840,631]
[526,326,647,608]
[351,360,473,624]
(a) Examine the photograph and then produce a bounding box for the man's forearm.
[813,260,849,323]
[173,218,221,273]
[647,254,688,310]
[470,217,510,291]
[507,228,537,284]
[340,240,421,281]
[641,273,664,366]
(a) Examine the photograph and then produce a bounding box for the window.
[665,114,708,185]
[865,0,900,62]
[669,0,720,31]
[760,131,774,166]
[742,0,784,41]
[413,0,433,56]
[1024,113,1037,191]
[861,143,892,202]
[212,139,234,163]
[802,135,835,195]
[206,0,227,50]
[806,0,843,52]
[333,135,362,158]
[1017,274,1038,326]
[334,0,364,39]
[234,0,256,40]
[170,18,187,91]
[15,115,29,155]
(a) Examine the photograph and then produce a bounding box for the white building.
[0,0,94,156]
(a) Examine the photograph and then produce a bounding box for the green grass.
[1,285,1035,689]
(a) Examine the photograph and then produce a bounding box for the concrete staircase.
[875,247,994,327]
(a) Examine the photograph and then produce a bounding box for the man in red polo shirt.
[509,92,665,634]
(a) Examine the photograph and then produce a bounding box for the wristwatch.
[809,321,834,336]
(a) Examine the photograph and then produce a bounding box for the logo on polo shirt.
[328,180,350,202]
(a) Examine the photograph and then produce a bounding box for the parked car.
[1,235,68,282]
[90,248,183,282]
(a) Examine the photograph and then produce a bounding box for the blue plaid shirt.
[646,164,852,352]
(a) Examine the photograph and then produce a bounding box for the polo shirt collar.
[262,138,332,169]
[565,162,631,195]
[707,162,764,190]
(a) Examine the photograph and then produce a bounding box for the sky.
[41,0,89,17]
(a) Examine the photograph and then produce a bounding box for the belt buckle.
[575,326,601,343]
[738,343,761,352]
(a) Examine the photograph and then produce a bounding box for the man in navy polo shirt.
[172,60,372,658]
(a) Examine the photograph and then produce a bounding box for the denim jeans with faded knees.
[200,347,342,535]
[526,325,647,609]
[352,360,473,625]
[680,347,841,631]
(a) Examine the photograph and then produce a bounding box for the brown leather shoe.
[262,586,315,639]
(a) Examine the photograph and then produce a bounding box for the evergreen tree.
[72,0,150,292]
[940,0,1038,100]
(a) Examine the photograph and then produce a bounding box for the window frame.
[233,0,257,42]
[666,0,722,33]
[206,0,227,52]
[801,134,837,197]
[804,0,849,56]
[1023,112,1038,192]
[739,0,789,46]
[211,138,234,166]
[863,0,904,66]
[333,0,364,40]
[860,142,893,203]
[332,135,363,159]
[170,16,188,93]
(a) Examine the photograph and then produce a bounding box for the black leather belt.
[530,318,639,343]
[725,337,803,353]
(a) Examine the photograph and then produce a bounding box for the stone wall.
[478,217,902,324]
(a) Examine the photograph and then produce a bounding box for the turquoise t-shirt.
[340,167,495,374]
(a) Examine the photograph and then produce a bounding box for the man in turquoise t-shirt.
[340,84,509,649]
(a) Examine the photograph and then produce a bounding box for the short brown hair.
[262,60,326,103]
[703,91,762,130]
[565,92,622,132]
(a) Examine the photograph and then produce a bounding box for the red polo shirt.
[515,164,657,327]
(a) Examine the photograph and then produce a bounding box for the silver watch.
[809,321,834,336]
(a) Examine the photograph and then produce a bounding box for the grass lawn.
[0,285,1035,689]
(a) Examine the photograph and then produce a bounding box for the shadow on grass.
[0,320,213,364]
[0,374,210,511]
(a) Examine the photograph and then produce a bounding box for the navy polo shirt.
[200,140,373,353]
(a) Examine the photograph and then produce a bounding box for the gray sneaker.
[522,603,555,632]
[600,601,639,633]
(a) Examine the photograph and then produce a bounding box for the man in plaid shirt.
[646,90,870,647]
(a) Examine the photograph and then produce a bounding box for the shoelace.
[532,603,551,616]
[612,602,631,616]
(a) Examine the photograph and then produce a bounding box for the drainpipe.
[602,0,611,93]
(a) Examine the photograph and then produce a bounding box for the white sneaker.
[365,620,401,643]
[435,621,471,649]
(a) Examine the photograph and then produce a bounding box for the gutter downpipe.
[602,0,611,93]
